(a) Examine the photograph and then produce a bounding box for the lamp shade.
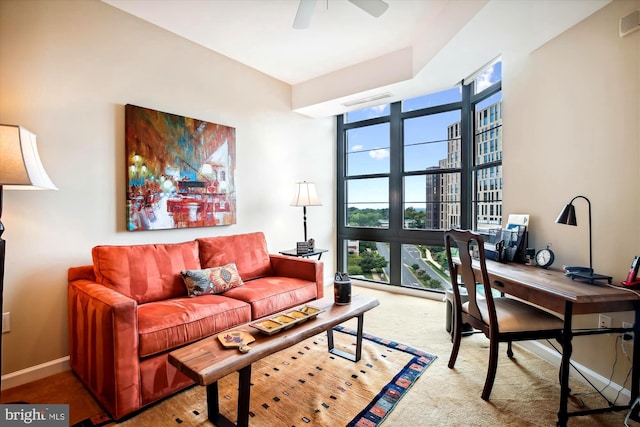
[555,203,577,226]
[0,125,58,190]
[290,181,321,207]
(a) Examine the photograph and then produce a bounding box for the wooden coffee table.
[168,294,380,427]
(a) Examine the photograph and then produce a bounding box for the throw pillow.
[181,262,244,296]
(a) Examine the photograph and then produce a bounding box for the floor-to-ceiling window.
[337,60,502,293]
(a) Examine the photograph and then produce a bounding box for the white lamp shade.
[0,125,57,190]
[290,181,321,207]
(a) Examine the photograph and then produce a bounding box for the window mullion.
[388,101,403,285]
[389,102,403,233]
[336,114,347,268]
[460,83,473,229]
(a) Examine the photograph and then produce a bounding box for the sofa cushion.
[92,241,200,304]
[137,295,251,357]
[181,262,244,296]
[197,232,273,281]
[221,276,318,319]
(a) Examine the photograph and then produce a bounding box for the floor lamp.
[0,124,58,396]
[290,181,321,242]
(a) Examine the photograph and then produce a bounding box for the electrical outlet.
[623,322,634,340]
[599,314,612,329]
[2,312,10,333]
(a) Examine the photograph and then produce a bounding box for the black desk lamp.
[555,195,611,284]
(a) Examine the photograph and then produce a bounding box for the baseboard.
[1,356,70,390]
[518,340,630,403]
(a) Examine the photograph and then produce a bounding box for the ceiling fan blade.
[347,0,389,18]
[293,0,318,29]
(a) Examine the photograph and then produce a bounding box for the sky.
[345,61,502,211]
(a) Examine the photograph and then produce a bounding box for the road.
[375,242,449,289]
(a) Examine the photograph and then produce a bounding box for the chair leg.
[482,338,499,400]
[507,340,513,358]
[448,314,463,369]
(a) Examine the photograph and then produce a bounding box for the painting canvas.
[125,104,236,231]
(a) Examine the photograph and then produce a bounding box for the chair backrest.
[444,229,498,331]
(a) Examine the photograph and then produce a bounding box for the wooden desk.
[461,259,640,427]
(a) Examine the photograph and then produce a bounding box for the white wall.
[503,0,640,389]
[0,0,335,377]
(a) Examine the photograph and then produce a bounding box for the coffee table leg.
[327,327,335,349]
[206,382,225,425]
[327,313,364,362]
[205,364,252,427]
[237,364,252,427]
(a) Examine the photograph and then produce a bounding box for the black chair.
[444,229,564,400]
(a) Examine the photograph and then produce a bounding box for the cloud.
[352,144,364,151]
[369,149,390,160]
[362,104,390,119]
[475,65,495,92]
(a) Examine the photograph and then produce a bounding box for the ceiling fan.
[293,0,390,29]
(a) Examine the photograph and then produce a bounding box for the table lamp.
[555,195,611,284]
[0,124,58,395]
[290,181,321,242]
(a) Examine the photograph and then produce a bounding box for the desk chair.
[444,229,564,400]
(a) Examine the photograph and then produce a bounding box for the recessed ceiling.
[101,0,611,117]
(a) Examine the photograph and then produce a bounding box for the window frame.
[337,78,502,291]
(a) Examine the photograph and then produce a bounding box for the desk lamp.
[0,124,58,396]
[555,195,611,284]
[290,181,321,242]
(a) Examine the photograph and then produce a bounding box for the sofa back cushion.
[92,241,201,304]
[197,232,273,281]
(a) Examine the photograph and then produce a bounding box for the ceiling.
[102,0,611,117]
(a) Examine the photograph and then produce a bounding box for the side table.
[279,248,328,260]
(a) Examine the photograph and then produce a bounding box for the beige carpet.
[350,284,634,426]
[109,327,433,426]
[2,284,638,426]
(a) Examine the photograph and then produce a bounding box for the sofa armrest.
[68,265,96,282]
[68,269,140,418]
[269,254,324,299]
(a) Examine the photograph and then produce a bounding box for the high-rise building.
[424,166,441,229]
[440,100,503,230]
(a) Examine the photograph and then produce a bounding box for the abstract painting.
[125,104,236,231]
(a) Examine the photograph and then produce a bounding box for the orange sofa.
[67,232,323,420]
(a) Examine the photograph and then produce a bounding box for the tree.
[347,207,388,227]
[347,253,363,275]
[429,246,448,267]
[360,251,388,272]
[359,241,377,253]
[404,207,426,229]
[347,264,363,275]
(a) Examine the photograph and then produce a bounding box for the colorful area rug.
[73,326,436,427]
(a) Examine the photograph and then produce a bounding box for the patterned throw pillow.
[181,262,244,296]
